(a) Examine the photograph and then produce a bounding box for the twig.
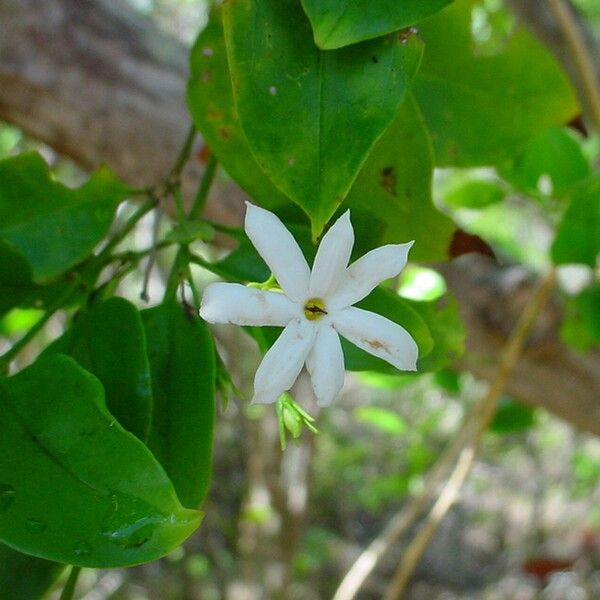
[189,155,218,220]
[333,268,556,600]
[141,206,164,302]
[546,0,600,134]
[383,268,557,599]
[59,566,82,600]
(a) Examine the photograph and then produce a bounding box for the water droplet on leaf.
[26,518,47,533]
[0,485,16,513]
[74,541,91,557]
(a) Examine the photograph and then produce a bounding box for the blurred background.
[1,0,600,599]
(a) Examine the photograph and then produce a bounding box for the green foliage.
[0,153,132,281]
[442,175,506,209]
[353,406,408,435]
[187,10,290,210]
[300,0,452,49]
[489,396,536,434]
[142,301,216,509]
[501,126,590,198]
[0,355,201,568]
[414,0,577,166]
[345,95,455,261]
[552,175,600,266]
[42,298,154,441]
[223,0,424,236]
[561,284,600,351]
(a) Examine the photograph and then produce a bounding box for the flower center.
[303,298,327,321]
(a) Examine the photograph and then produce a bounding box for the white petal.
[252,318,316,404]
[309,211,354,300]
[329,242,414,309]
[306,324,345,406]
[200,282,300,326]
[245,203,310,303]
[330,306,418,371]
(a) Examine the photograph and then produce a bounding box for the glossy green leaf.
[490,395,536,434]
[0,355,201,568]
[345,95,455,261]
[0,240,39,317]
[300,0,451,49]
[552,175,600,266]
[414,0,578,166]
[0,153,132,282]
[0,545,64,600]
[501,127,590,197]
[187,10,290,209]
[223,0,424,236]
[42,298,153,441]
[142,301,216,509]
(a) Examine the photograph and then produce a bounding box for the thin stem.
[383,268,557,600]
[59,566,82,600]
[169,124,197,184]
[189,254,242,282]
[546,0,600,134]
[189,155,218,220]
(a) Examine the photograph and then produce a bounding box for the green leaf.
[0,152,132,281]
[561,284,600,351]
[345,95,455,261]
[300,0,451,49]
[223,0,424,236]
[141,301,216,509]
[0,355,201,568]
[165,220,215,244]
[0,240,40,317]
[552,175,600,266]
[353,406,408,435]
[500,126,590,197]
[41,298,153,441]
[187,9,290,210]
[490,395,536,433]
[442,177,506,209]
[0,545,65,600]
[414,0,578,166]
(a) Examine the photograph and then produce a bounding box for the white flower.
[200,203,418,406]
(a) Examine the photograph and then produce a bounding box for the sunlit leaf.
[300,0,451,49]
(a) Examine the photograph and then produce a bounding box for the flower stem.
[189,155,218,220]
[59,566,82,600]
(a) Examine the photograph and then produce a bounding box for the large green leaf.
[0,545,64,600]
[300,0,451,49]
[187,9,290,210]
[0,153,132,281]
[223,0,424,236]
[345,94,455,261]
[414,0,578,166]
[552,175,600,266]
[0,240,39,318]
[142,302,216,509]
[0,355,201,567]
[42,298,153,441]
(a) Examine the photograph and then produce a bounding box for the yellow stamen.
[303,298,327,321]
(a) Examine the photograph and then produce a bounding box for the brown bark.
[1,0,599,436]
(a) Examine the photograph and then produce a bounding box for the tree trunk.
[1,0,599,436]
